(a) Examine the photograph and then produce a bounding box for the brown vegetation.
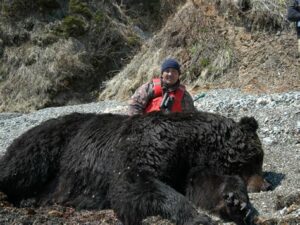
[100,0,299,101]
[0,0,299,112]
[0,0,182,112]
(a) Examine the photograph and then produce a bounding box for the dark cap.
[161,58,181,74]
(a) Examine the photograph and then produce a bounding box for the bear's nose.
[261,179,272,191]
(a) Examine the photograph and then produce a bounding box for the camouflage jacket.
[128,80,196,115]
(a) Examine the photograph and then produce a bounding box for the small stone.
[297,121,300,134]
[263,137,276,145]
[257,97,272,106]
[48,210,64,217]
[279,206,288,215]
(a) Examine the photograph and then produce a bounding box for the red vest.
[145,78,185,113]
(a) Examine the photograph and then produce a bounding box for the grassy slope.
[0,0,299,112]
[100,0,299,101]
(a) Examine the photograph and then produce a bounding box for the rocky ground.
[0,89,299,225]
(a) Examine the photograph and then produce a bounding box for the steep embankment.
[0,0,182,112]
[0,0,299,112]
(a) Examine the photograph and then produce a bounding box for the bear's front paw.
[223,192,256,225]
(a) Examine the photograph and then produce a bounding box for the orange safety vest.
[145,78,185,113]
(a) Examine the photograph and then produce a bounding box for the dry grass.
[99,1,233,100]
[99,1,192,101]
[0,0,298,111]
[99,47,164,101]
[0,38,94,112]
[0,0,187,112]
[214,0,290,30]
[249,0,290,30]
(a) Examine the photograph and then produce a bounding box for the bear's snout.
[246,175,272,193]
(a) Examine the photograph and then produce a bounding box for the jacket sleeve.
[128,82,154,115]
[287,3,300,22]
[181,91,197,113]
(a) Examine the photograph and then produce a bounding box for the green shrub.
[61,15,86,37]
[126,35,141,47]
[69,0,92,19]
[199,57,210,68]
[94,10,105,24]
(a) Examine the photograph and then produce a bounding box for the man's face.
[161,68,180,86]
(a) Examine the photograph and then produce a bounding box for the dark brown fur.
[0,111,269,225]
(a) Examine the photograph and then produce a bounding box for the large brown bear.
[0,111,270,225]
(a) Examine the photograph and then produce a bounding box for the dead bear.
[0,111,270,225]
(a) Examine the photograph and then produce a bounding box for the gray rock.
[263,137,276,145]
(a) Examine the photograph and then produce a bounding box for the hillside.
[0,0,183,112]
[100,0,300,100]
[0,0,299,112]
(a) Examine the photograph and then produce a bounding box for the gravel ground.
[0,88,299,224]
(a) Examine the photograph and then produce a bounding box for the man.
[128,58,196,115]
[287,0,300,53]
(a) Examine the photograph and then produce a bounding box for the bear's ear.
[238,117,258,132]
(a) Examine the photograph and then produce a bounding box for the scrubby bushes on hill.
[0,0,183,112]
[99,0,299,101]
[215,0,290,31]
[0,0,297,112]
[1,0,64,18]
